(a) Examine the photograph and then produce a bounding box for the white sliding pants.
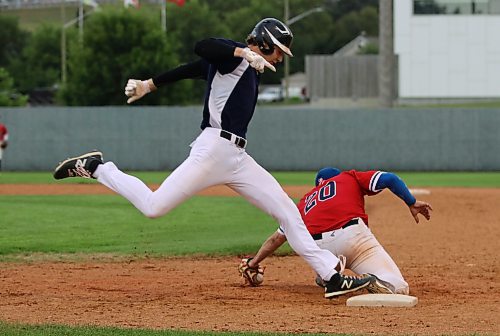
[315,218,409,294]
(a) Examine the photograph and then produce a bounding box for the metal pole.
[283,6,324,103]
[62,5,97,84]
[378,0,394,107]
[161,0,166,32]
[78,0,84,43]
[288,7,323,25]
[61,1,67,84]
[284,0,290,101]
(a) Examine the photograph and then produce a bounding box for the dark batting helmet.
[315,167,341,186]
[247,18,293,57]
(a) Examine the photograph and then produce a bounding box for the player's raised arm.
[125,59,208,104]
[195,38,276,73]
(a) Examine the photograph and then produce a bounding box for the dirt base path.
[0,184,310,197]
[1,186,499,334]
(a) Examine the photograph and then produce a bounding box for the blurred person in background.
[0,118,9,171]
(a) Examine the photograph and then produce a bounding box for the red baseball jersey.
[0,123,7,142]
[297,170,383,235]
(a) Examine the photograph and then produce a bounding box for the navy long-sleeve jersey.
[153,38,260,138]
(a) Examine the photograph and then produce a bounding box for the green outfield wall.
[0,106,499,171]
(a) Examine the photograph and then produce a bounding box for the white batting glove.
[241,48,276,73]
[124,79,151,104]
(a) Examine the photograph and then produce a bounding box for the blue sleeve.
[375,172,416,206]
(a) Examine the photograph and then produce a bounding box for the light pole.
[60,2,97,84]
[161,0,166,32]
[284,0,290,100]
[283,1,324,101]
[378,0,394,107]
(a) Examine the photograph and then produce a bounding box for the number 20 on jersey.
[304,181,336,214]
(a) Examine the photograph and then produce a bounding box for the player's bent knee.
[142,207,167,219]
[144,212,163,219]
[142,203,173,219]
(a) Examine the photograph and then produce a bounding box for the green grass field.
[0,171,495,335]
[0,323,335,336]
[0,194,285,258]
[2,170,500,186]
[1,171,499,259]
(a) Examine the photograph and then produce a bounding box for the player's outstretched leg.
[53,150,103,180]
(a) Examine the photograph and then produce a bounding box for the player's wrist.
[246,257,255,268]
[140,80,152,94]
[145,79,157,92]
[405,196,416,206]
[240,47,256,61]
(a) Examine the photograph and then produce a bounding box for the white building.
[394,0,500,99]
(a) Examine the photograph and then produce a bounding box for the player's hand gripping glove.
[238,257,264,286]
[241,48,276,73]
[124,79,151,104]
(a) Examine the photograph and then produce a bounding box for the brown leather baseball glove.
[238,257,264,286]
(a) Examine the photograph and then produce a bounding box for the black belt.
[220,130,247,149]
[311,218,360,240]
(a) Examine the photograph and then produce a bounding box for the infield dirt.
[0,185,499,334]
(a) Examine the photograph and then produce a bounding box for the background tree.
[161,0,231,102]
[9,24,63,93]
[324,0,379,20]
[0,0,380,105]
[60,9,188,106]
[330,6,378,52]
[0,68,28,106]
[0,15,29,87]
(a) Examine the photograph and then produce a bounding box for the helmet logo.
[275,25,291,35]
[263,27,293,57]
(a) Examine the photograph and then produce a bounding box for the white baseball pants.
[315,218,409,294]
[94,127,339,280]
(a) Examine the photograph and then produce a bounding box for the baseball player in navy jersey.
[244,167,432,295]
[53,18,376,298]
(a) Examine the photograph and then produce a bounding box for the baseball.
[252,273,264,286]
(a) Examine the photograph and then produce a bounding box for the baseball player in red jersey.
[243,167,432,295]
[0,121,9,171]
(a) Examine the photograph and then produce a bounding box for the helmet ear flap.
[252,29,274,55]
[258,40,275,55]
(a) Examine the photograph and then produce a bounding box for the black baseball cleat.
[53,150,103,180]
[324,272,374,298]
[367,274,396,294]
[315,275,326,288]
